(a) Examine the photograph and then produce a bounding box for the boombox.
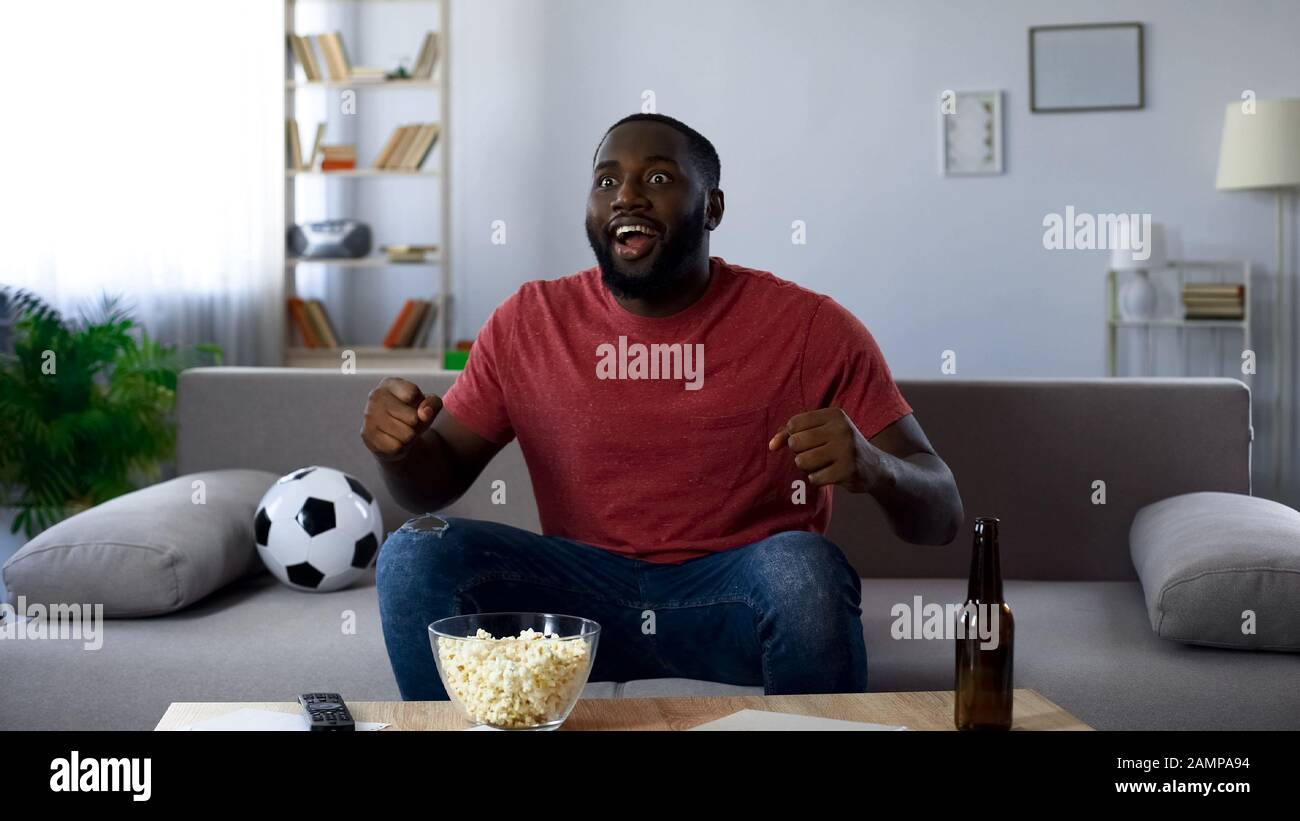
[288,219,373,259]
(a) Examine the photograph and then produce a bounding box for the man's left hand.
[768,407,889,493]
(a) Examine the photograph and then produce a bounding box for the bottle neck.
[968,518,1004,602]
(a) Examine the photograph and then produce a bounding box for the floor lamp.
[1215,98,1300,498]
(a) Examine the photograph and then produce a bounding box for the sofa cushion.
[2,470,277,617]
[1130,492,1300,651]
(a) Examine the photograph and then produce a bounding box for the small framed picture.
[941,90,1003,176]
[1030,22,1144,113]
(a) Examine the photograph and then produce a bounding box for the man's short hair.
[594,113,721,190]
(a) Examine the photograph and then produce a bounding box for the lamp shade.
[1110,221,1167,271]
[1215,98,1300,190]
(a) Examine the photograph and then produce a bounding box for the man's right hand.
[360,377,443,462]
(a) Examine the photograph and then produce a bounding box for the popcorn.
[436,628,591,728]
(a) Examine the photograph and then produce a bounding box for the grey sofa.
[4,368,1296,731]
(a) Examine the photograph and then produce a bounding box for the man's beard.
[586,201,707,301]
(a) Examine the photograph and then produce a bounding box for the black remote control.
[298,692,356,731]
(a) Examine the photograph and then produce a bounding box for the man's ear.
[705,189,725,231]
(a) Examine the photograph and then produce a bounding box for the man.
[364,113,963,699]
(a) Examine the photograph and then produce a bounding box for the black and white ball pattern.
[254,466,383,592]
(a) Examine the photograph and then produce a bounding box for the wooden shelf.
[1106,261,1252,377]
[287,78,438,90]
[289,0,438,4]
[288,256,439,268]
[287,168,437,178]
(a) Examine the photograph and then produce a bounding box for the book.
[395,123,428,170]
[381,243,438,263]
[1183,282,1243,291]
[384,244,439,253]
[395,301,429,347]
[383,300,419,347]
[349,66,387,82]
[412,32,440,79]
[412,300,439,347]
[288,34,322,82]
[308,123,327,169]
[311,35,337,80]
[315,32,352,80]
[301,299,331,348]
[323,32,348,79]
[1183,297,1244,307]
[286,120,304,171]
[305,300,340,348]
[1185,308,1245,319]
[1182,284,1245,298]
[333,32,353,76]
[378,125,419,170]
[372,125,411,170]
[369,124,441,170]
[320,143,357,171]
[287,298,321,347]
[397,124,440,171]
[396,125,428,169]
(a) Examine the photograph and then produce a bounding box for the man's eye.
[598,176,616,188]
[649,172,671,184]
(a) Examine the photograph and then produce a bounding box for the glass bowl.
[429,612,601,731]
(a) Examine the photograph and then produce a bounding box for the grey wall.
[443,0,1300,498]
[448,0,1297,373]
[296,1,1295,493]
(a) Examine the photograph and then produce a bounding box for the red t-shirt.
[442,256,912,563]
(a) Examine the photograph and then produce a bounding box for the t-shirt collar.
[599,256,726,332]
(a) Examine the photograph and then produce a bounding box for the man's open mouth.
[610,220,661,261]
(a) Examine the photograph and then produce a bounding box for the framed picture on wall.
[1029,22,1144,112]
[941,90,1003,176]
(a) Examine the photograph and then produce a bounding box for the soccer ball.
[254,466,384,592]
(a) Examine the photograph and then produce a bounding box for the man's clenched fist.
[768,406,887,493]
[360,377,442,462]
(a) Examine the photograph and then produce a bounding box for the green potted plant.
[0,287,222,545]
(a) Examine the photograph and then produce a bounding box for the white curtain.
[0,1,282,365]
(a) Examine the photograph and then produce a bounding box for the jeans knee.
[746,532,861,619]
[376,514,465,602]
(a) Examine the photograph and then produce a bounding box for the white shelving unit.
[1106,260,1252,377]
[281,0,450,368]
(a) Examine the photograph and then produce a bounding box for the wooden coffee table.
[156,688,1089,731]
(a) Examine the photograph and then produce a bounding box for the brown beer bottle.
[954,516,1014,730]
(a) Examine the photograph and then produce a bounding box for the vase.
[1119,270,1158,320]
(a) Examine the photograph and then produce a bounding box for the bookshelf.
[281,0,451,368]
[287,78,439,90]
[1106,260,1252,377]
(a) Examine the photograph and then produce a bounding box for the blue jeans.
[376,515,868,699]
